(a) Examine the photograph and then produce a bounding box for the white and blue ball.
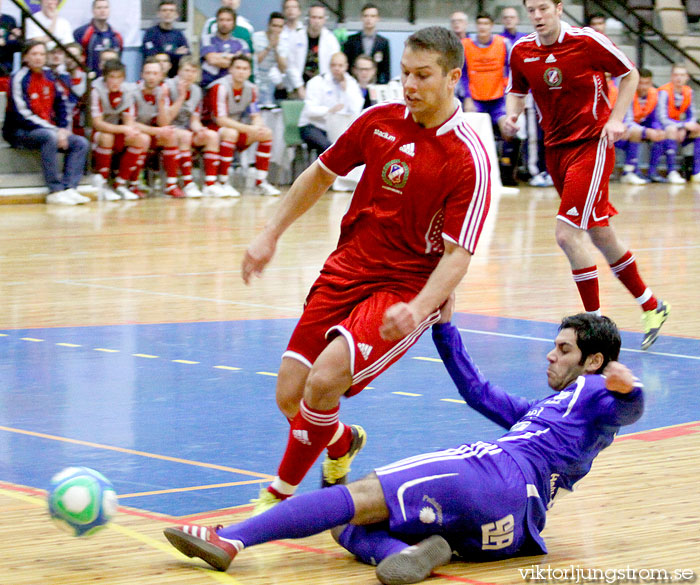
[48,467,118,537]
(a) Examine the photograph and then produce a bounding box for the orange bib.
[633,87,658,123]
[462,35,508,101]
[659,82,691,121]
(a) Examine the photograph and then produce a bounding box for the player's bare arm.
[241,161,336,284]
[503,93,526,137]
[379,242,472,341]
[604,68,639,143]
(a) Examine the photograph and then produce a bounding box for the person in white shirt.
[286,3,339,99]
[279,0,305,98]
[252,11,287,106]
[298,51,364,153]
[25,0,73,49]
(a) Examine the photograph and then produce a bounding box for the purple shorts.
[375,441,534,559]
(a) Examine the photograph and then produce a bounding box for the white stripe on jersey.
[454,121,490,253]
[376,441,502,476]
[568,26,635,71]
[562,376,585,418]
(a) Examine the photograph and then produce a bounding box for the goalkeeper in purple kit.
[164,302,643,585]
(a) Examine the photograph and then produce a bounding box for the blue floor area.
[1,315,698,517]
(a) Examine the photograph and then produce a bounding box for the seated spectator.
[97,47,119,75]
[351,54,376,110]
[343,3,390,84]
[200,6,250,88]
[203,54,280,196]
[1,0,22,92]
[131,57,185,198]
[298,51,364,153]
[653,63,700,184]
[63,42,87,135]
[252,11,287,106]
[2,40,90,205]
[160,56,223,197]
[90,59,150,200]
[619,69,665,185]
[73,0,123,74]
[142,0,189,78]
[201,0,254,54]
[154,52,173,77]
[25,0,73,49]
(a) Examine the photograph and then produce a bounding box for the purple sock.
[336,522,409,566]
[665,139,677,171]
[693,138,700,174]
[625,142,640,171]
[217,485,355,547]
[648,141,662,175]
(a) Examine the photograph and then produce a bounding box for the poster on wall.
[5,0,143,47]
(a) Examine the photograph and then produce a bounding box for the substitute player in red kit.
[241,26,491,514]
[503,0,669,350]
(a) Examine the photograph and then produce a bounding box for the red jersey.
[507,22,634,147]
[317,102,491,292]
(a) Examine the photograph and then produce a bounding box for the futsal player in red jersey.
[241,26,491,513]
[503,0,669,350]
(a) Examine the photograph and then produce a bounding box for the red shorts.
[285,281,440,397]
[205,124,251,151]
[92,132,126,153]
[546,136,618,229]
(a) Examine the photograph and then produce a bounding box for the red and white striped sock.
[572,266,600,313]
[610,251,657,312]
[276,400,340,489]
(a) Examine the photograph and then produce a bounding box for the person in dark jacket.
[343,3,390,84]
[2,40,90,205]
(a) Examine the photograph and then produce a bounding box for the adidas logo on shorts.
[358,343,373,360]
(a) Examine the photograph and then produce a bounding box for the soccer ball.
[48,467,118,537]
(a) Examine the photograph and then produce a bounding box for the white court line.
[54,280,301,313]
[54,265,323,283]
[457,328,700,361]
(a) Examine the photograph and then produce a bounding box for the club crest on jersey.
[382,159,409,189]
[544,67,562,87]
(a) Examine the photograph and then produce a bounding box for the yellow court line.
[56,342,81,347]
[94,348,119,353]
[0,488,243,585]
[256,372,278,377]
[214,366,241,371]
[134,353,159,359]
[173,359,200,365]
[120,479,267,499]
[109,524,245,584]
[441,399,466,404]
[21,337,44,342]
[412,356,442,362]
[0,425,274,480]
[392,391,422,397]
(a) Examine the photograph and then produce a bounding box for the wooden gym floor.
[0,180,698,584]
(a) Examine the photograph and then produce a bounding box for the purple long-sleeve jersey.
[432,323,644,512]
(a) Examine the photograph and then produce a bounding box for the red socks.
[572,266,600,313]
[276,400,340,488]
[610,251,657,311]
